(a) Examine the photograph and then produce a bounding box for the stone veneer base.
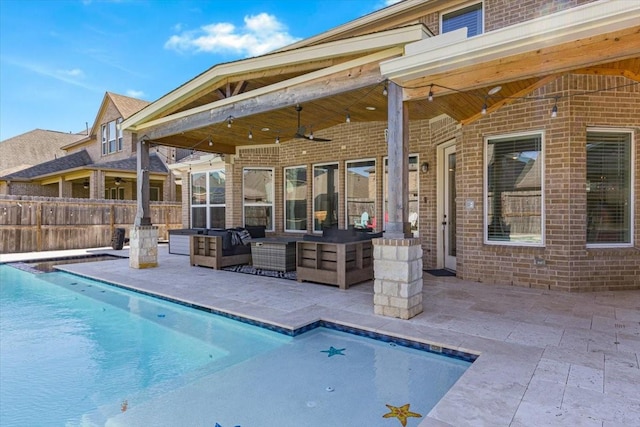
[129,225,158,269]
[372,238,423,320]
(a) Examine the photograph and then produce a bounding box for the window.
[243,168,274,231]
[117,118,123,151]
[105,187,125,200]
[313,163,339,232]
[586,130,633,245]
[485,132,543,245]
[284,166,307,232]
[190,169,226,229]
[101,119,123,155]
[346,159,376,229]
[101,124,107,155]
[108,121,117,153]
[383,155,419,236]
[208,170,226,229]
[442,2,483,37]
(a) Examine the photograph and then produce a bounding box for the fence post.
[36,202,42,252]
[110,204,115,236]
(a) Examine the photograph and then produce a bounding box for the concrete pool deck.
[2,245,638,426]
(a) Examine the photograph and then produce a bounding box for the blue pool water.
[0,264,470,427]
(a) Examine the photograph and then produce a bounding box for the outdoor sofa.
[296,227,382,289]
[189,226,266,270]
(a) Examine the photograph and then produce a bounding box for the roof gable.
[122,24,429,131]
[88,92,150,138]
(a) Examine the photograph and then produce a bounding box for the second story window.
[101,119,123,156]
[442,2,483,37]
[117,118,123,151]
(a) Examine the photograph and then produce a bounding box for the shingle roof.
[0,150,167,181]
[94,153,168,174]
[0,129,87,173]
[107,92,151,120]
[1,150,93,180]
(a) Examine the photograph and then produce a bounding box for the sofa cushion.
[223,243,252,257]
[244,225,266,239]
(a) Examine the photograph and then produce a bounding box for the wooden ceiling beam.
[402,26,640,101]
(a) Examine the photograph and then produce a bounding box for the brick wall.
[460,74,639,291]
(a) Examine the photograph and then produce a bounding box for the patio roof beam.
[399,25,640,102]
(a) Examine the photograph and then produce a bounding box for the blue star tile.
[321,346,346,357]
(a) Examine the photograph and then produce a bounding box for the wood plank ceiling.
[147,57,639,154]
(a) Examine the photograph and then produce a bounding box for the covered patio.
[122,0,639,291]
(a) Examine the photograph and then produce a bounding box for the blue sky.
[0,0,399,141]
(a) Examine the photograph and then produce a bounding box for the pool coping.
[48,265,479,364]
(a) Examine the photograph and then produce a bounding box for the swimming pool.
[0,264,471,426]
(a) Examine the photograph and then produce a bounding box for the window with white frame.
[485,132,543,245]
[101,124,108,155]
[586,129,633,245]
[383,155,419,236]
[190,169,226,229]
[117,118,123,151]
[442,2,483,37]
[313,163,339,232]
[346,159,376,229]
[105,187,125,200]
[284,166,307,232]
[108,121,116,153]
[243,168,274,231]
[101,119,123,155]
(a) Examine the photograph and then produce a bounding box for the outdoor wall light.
[421,162,429,173]
[83,181,89,189]
[115,177,122,186]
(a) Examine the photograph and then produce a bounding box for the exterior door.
[441,144,457,271]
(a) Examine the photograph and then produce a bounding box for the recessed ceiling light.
[488,86,502,95]
[365,106,376,111]
[261,127,270,131]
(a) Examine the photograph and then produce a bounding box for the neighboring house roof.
[96,153,168,174]
[0,150,167,181]
[1,150,93,180]
[108,92,151,120]
[0,129,87,174]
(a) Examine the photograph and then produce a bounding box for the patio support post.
[129,132,158,269]
[385,81,411,239]
[373,80,423,319]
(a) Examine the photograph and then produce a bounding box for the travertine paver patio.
[2,245,638,426]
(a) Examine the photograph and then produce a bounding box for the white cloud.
[2,57,100,92]
[164,13,301,57]
[126,89,145,98]
[59,68,85,78]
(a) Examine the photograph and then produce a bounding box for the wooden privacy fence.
[0,196,182,254]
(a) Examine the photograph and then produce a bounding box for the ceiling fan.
[294,104,331,142]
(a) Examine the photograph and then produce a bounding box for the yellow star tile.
[382,403,422,427]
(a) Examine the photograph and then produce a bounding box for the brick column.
[129,225,158,269]
[373,238,423,319]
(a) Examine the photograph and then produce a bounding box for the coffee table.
[250,237,300,272]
